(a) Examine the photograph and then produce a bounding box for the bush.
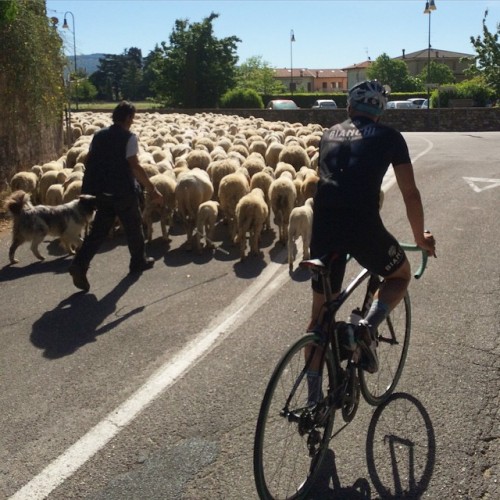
[220,88,264,108]
[430,78,495,107]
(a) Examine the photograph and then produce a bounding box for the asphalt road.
[1,132,499,499]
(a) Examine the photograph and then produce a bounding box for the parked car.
[312,99,337,109]
[420,99,429,109]
[386,100,415,109]
[266,99,299,110]
[407,98,427,108]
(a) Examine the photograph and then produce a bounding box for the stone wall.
[154,107,500,132]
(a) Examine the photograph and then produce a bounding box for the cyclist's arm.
[393,163,436,257]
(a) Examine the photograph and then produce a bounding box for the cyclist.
[308,80,436,379]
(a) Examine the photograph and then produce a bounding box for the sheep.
[195,200,220,253]
[265,142,284,169]
[274,162,296,180]
[175,168,214,250]
[278,144,311,171]
[38,170,67,204]
[241,153,266,178]
[206,158,239,201]
[62,180,82,203]
[143,173,177,242]
[301,171,319,202]
[218,168,250,243]
[45,184,64,206]
[269,171,297,244]
[186,149,211,170]
[10,172,39,204]
[288,198,314,271]
[235,188,269,261]
[249,170,274,231]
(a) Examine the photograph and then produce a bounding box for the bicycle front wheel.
[253,334,336,500]
[359,292,411,406]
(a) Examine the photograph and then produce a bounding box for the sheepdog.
[5,190,96,264]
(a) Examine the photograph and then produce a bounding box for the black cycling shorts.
[310,211,406,294]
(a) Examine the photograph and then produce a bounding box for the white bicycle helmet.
[347,80,388,116]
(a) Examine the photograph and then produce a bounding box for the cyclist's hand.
[416,230,436,257]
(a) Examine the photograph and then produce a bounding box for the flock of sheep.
[9,111,326,269]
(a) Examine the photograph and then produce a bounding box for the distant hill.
[65,53,108,76]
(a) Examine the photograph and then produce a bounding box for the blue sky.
[46,0,498,69]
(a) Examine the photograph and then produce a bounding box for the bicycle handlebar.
[400,243,428,279]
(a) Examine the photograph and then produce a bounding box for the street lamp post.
[290,30,295,96]
[423,0,437,112]
[63,11,78,110]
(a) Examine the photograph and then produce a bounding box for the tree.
[152,12,240,107]
[417,61,455,86]
[235,56,285,95]
[367,53,417,92]
[467,9,500,96]
[0,0,66,189]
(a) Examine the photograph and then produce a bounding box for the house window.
[322,82,327,89]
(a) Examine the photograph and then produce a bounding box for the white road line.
[11,136,434,500]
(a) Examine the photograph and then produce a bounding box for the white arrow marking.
[463,177,500,193]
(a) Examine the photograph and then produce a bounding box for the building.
[341,60,373,89]
[273,68,347,93]
[394,48,474,82]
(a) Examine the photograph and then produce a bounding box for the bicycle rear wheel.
[359,292,411,406]
[253,334,336,500]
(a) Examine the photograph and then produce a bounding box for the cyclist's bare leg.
[374,257,411,311]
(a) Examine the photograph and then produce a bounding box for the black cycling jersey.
[310,116,411,293]
[316,116,411,213]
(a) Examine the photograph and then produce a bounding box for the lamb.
[195,200,220,253]
[241,153,266,178]
[143,173,177,242]
[269,171,297,244]
[287,198,314,271]
[218,168,250,243]
[175,168,214,250]
[235,188,269,261]
[10,172,39,204]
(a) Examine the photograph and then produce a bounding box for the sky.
[45,0,499,69]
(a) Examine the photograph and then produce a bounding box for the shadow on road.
[30,273,141,359]
[306,392,435,498]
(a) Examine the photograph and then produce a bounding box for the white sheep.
[278,144,311,171]
[265,142,284,169]
[269,171,297,244]
[175,168,214,250]
[195,200,220,253]
[218,168,250,243]
[288,198,314,270]
[143,173,177,242]
[249,170,274,231]
[206,158,239,201]
[10,172,39,204]
[186,149,211,170]
[235,188,269,261]
[45,184,64,206]
[62,180,82,203]
[38,170,67,204]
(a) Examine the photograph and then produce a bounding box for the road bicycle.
[253,244,428,500]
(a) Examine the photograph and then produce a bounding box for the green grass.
[73,101,163,111]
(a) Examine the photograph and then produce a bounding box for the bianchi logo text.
[385,245,404,271]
